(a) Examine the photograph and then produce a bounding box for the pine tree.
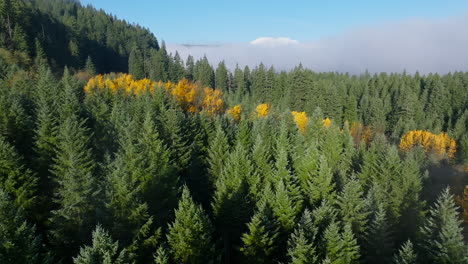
[287,209,319,264]
[241,198,278,264]
[216,60,229,92]
[59,67,82,122]
[105,118,161,261]
[167,186,214,264]
[393,240,417,264]
[154,245,169,264]
[363,205,394,264]
[73,225,128,264]
[185,55,194,81]
[84,56,96,75]
[128,45,145,79]
[0,188,41,264]
[206,122,229,186]
[33,65,60,176]
[49,115,99,259]
[324,222,360,264]
[168,51,184,82]
[419,187,468,264]
[0,135,36,211]
[336,177,368,237]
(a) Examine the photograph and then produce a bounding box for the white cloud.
[250,37,299,47]
[167,14,468,74]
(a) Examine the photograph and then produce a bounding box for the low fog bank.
[167,14,468,74]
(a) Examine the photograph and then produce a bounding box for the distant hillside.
[0,0,159,73]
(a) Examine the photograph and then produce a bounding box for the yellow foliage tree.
[255,104,269,118]
[291,111,308,134]
[322,117,332,128]
[202,87,224,115]
[169,78,198,112]
[399,130,457,160]
[84,74,156,95]
[227,105,241,121]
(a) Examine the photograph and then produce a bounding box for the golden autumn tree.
[291,111,308,134]
[169,78,198,112]
[202,87,224,116]
[227,105,241,121]
[399,130,456,160]
[255,103,269,118]
[322,117,332,128]
[84,74,156,95]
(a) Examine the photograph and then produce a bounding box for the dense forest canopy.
[0,0,467,263]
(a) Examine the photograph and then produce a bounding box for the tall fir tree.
[167,186,214,264]
[419,187,468,264]
[0,188,41,264]
[73,225,128,264]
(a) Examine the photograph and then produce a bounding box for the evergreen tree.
[0,188,41,264]
[287,209,319,264]
[0,135,37,211]
[128,45,145,79]
[216,60,229,92]
[241,198,279,264]
[84,56,96,75]
[185,55,195,81]
[167,186,214,264]
[393,240,417,264]
[324,222,360,264]
[154,245,169,264]
[336,177,368,237]
[49,115,99,259]
[73,225,128,264]
[419,187,468,264]
[363,205,394,264]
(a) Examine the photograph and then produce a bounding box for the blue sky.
[80,0,468,44]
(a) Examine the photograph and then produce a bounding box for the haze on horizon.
[81,0,468,73]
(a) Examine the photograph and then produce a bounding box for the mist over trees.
[0,0,468,263]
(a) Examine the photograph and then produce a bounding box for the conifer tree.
[33,65,60,175]
[393,240,417,264]
[216,60,229,92]
[287,209,319,264]
[241,197,278,264]
[49,115,99,259]
[324,222,360,264]
[363,205,394,264]
[419,187,468,264]
[128,45,145,79]
[337,177,368,237]
[0,189,41,264]
[0,135,36,211]
[73,225,128,264]
[84,56,96,75]
[154,245,169,264]
[206,122,229,186]
[167,186,214,264]
[104,118,161,261]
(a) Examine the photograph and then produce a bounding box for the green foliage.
[336,177,368,236]
[0,188,41,264]
[167,186,214,264]
[287,209,319,264]
[49,114,99,258]
[324,221,360,264]
[73,225,128,264]
[393,240,417,264]
[419,187,468,264]
[0,135,37,210]
[128,45,145,79]
[241,198,279,264]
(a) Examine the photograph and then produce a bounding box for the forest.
[0,0,468,263]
